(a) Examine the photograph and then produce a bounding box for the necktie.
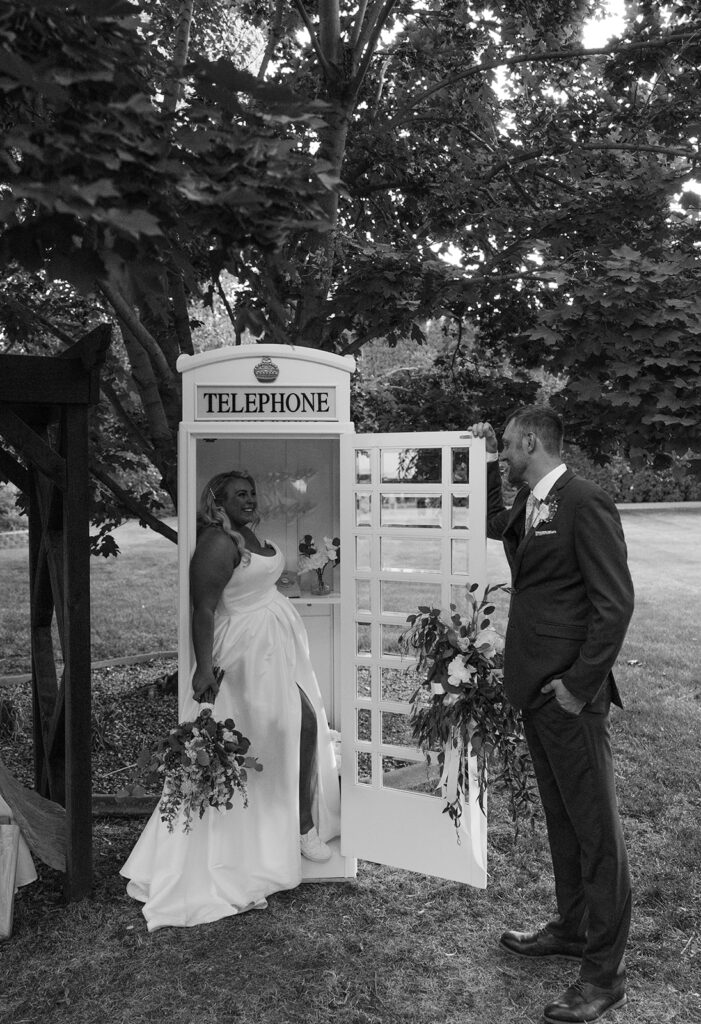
[525,492,540,532]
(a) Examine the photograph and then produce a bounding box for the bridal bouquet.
[400,583,533,832]
[135,680,263,833]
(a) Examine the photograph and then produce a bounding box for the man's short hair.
[504,406,564,457]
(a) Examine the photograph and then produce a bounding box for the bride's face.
[220,477,257,529]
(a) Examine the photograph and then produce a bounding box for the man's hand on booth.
[469,421,499,454]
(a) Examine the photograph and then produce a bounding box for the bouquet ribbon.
[438,726,487,871]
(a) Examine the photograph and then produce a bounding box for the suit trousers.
[522,695,631,988]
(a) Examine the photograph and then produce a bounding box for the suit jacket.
[486,462,634,711]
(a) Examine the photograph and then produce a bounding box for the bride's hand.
[192,666,222,700]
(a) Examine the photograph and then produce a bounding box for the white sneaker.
[300,827,332,862]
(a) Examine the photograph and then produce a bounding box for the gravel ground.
[0,657,178,794]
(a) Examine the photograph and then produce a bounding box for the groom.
[471,407,634,1024]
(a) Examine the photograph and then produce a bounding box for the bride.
[120,470,341,930]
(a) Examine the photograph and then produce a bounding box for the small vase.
[310,573,331,597]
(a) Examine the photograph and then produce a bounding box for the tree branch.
[169,269,194,356]
[352,0,397,94]
[215,276,239,338]
[291,0,335,79]
[90,461,178,544]
[393,28,701,124]
[484,141,700,181]
[354,0,396,62]
[349,0,370,49]
[98,279,176,385]
[257,0,286,79]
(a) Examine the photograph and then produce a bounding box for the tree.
[0,0,332,544]
[240,0,701,466]
[2,0,701,545]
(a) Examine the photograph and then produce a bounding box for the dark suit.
[486,461,634,988]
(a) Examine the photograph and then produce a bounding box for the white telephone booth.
[177,344,489,887]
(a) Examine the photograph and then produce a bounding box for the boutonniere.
[533,496,559,528]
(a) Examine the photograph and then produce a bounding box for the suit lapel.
[507,470,575,580]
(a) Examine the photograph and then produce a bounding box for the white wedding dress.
[120,543,341,930]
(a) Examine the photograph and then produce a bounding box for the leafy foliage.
[400,585,536,830]
[3,0,701,539]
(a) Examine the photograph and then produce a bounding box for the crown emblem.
[253,356,279,383]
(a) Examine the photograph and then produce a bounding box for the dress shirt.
[531,463,567,501]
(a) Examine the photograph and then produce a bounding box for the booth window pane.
[381,711,414,747]
[357,708,372,741]
[381,536,441,572]
[451,539,469,575]
[381,665,426,704]
[356,579,371,614]
[356,665,372,699]
[381,624,404,656]
[356,622,371,655]
[382,757,441,795]
[355,536,371,571]
[380,494,441,528]
[452,448,470,484]
[380,580,441,614]
[355,493,372,527]
[381,448,441,483]
[452,494,469,529]
[357,752,372,785]
[355,450,371,483]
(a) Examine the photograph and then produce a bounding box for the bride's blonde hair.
[197,470,259,566]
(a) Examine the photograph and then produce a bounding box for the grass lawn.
[0,510,700,1024]
[0,519,179,675]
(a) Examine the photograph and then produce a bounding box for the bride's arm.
[189,529,238,698]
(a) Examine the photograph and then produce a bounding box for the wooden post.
[0,816,20,941]
[62,404,92,899]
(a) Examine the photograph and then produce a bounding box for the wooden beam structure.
[0,325,109,899]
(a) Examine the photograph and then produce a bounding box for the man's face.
[500,421,529,487]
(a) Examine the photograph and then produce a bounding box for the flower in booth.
[298,533,340,584]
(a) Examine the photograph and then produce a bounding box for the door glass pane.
[355,450,371,483]
[451,539,469,575]
[380,580,441,614]
[356,665,372,699]
[381,711,415,747]
[381,624,404,656]
[357,708,372,741]
[356,579,371,614]
[381,494,441,528]
[355,536,371,571]
[382,757,441,795]
[381,448,441,483]
[452,448,470,483]
[356,622,371,654]
[357,752,372,784]
[382,536,441,572]
[452,494,469,529]
[381,665,426,703]
[355,493,372,527]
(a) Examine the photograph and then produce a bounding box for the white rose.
[447,657,474,684]
[475,627,504,656]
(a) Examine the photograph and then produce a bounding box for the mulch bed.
[0,657,178,796]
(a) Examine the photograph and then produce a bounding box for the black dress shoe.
[543,978,627,1022]
[499,928,585,961]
